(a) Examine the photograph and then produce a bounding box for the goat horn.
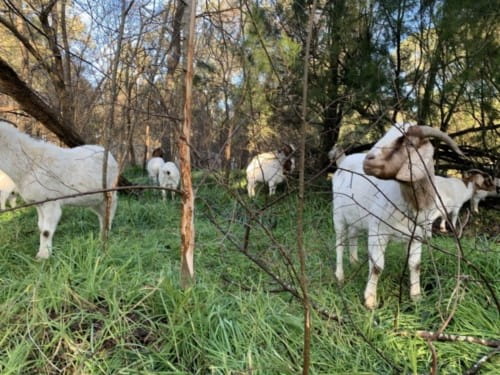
[466,168,490,177]
[408,125,464,156]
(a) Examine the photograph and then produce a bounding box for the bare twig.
[0,185,182,214]
[199,195,341,323]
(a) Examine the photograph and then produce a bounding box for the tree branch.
[0,57,84,146]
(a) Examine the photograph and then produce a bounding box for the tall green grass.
[0,169,498,374]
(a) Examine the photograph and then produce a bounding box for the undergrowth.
[0,167,498,374]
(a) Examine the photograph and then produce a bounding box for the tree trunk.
[179,0,196,288]
[320,97,342,164]
[297,2,317,373]
[144,124,151,169]
[418,39,442,124]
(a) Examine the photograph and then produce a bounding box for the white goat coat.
[434,176,474,231]
[333,156,434,310]
[158,162,180,200]
[146,157,165,185]
[246,151,287,197]
[0,170,17,210]
[333,153,434,249]
[0,120,119,258]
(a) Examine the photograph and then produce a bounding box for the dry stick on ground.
[401,331,500,347]
[399,330,500,372]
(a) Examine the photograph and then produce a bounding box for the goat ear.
[395,141,434,182]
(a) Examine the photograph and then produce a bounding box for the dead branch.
[398,330,500,348]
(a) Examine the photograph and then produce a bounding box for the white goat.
[0,170,17,210]
[434,171,495,232]
[146,157,165,185]
[328,145,346,166]
[158,161,180,200]
[332,123,463,309]
[467,171,499,213]
[0,119,119,259]
[434,176,474,232]
[246,144,295,198]
[471,187,499,213]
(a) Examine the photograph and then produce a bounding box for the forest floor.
[0,167,498,374]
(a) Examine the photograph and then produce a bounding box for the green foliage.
[0,169,498,373]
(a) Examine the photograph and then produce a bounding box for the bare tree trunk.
[101,0,134,243]
[179,0,197,288]
[59,0,75,125]
[166,0,187,85]
[418,37,442,124]
[223,91,234,180]
[144,124,151,169]
[297,1,317,374]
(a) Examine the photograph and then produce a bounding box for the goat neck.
[399,173,437,212]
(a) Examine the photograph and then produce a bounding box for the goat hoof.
[35,251,50,260]
[410,292,422,302]
[335,272,344,285]
[364,295,377,310]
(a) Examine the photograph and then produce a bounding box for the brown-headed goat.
[332,123,463,309]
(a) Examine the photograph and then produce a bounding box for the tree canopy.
[0,0,497,173]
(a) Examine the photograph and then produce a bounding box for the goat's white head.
[363,123,463,182]
[328,145,344,163]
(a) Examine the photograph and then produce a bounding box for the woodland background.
[0,0,498,175]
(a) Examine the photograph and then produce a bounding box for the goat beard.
[399,176,436,212]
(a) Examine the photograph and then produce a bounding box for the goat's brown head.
[280,144,296,174]
[152,147,164,159]
[363,123,463,182]
[463,169,496,192]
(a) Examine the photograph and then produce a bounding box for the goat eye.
[394,136,405,147]
[403,137,418,148]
